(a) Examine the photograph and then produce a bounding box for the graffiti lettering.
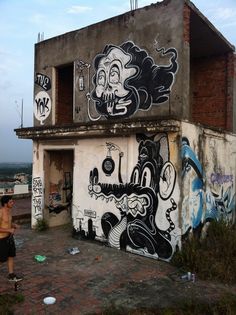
[35,73,51,91]
[35,97,50,117]
[210,173,233,185]
[32,177,43,218]
[34,91,51,125]
[84,209,96,218]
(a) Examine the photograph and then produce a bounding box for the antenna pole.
[21,98,23,128]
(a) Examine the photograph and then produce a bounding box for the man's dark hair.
[1,195,13,207]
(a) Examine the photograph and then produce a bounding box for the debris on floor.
[43,296,56,305]
[34,255,46,262]
[67,247,80,255]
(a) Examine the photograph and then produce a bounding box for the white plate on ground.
[43,296,56,305]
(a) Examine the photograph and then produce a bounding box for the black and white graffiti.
[34,91,51,125]
[32,177,43,218]
[90,41,178,119]
[88,134,177,260]
[35,73,51,91]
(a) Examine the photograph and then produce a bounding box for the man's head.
[1,195,13,207]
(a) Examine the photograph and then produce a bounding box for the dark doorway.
[56,64,73,125]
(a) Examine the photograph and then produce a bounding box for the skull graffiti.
[94,47,137,117]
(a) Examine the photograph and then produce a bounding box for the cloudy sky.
[0,0,236,163]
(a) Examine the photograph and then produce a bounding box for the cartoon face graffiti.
[94,47,137,117]
[91,41,178,119]
[88,134,177,261]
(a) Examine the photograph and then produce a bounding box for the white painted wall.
[14,184,29,194]
[30,122,236,260]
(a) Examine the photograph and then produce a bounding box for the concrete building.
[0,183,29,196]
[15,0,236,261]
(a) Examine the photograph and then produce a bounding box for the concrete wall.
[181,121,236,237]
[32,132,181,261]
[33,0,185,126]
[31,121,236,260]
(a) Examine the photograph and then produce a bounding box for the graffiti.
[73,205,98,241]
[182,137,236,235]
[210,173,233,185]
[34,91,51,125]
[32,177,43,218]
[102,142,124,180]
[35,73,51,91]
[88,134,177,261]
[89,41,178,119]
[84,209,96,218]
[48,187,69,215]
[206,186,236,223]
[181,137,204,233]
[75,60,90,91]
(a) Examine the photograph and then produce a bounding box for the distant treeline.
[0,163,32,179]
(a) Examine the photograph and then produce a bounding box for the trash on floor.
[95,255,102,261]
[67,247,80,255]
[169,271,196,283]
[34,255,46,262]
[180,272,196,282]
[43,296,56,305]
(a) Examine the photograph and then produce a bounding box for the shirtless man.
[0,195,22,281]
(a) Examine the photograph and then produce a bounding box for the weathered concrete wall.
[33,0,185,126]
[181,121,236,237]
[31,122,236,259]
[32,133,181,261]
[72,133,181,261]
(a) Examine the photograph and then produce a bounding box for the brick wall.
[56,65,73,125]
[183,4,190,44]
[191,52,234,131]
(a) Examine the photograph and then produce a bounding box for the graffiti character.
[88,134,177,260]
[91,41,178,119]
[181,137,204,235]
[181,137,236,237]
[206,187,236,224]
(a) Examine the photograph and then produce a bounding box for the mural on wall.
[87,41,178,120]
[34,91,51,125]
[88,133,177,261]
[206,179,235,223]
[181,137,236,236]
[32,177,43,219]
[181,137,204,235]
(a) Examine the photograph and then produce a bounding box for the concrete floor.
[0,223,236,314]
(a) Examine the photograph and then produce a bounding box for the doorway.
[44,149,74,227]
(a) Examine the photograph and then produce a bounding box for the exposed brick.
[191,54,233,130]
[56,64,73,125]
[183,4,190,43]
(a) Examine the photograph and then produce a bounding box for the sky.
[0,0,236,163]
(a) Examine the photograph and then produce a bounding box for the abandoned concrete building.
[15,0,236,261]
